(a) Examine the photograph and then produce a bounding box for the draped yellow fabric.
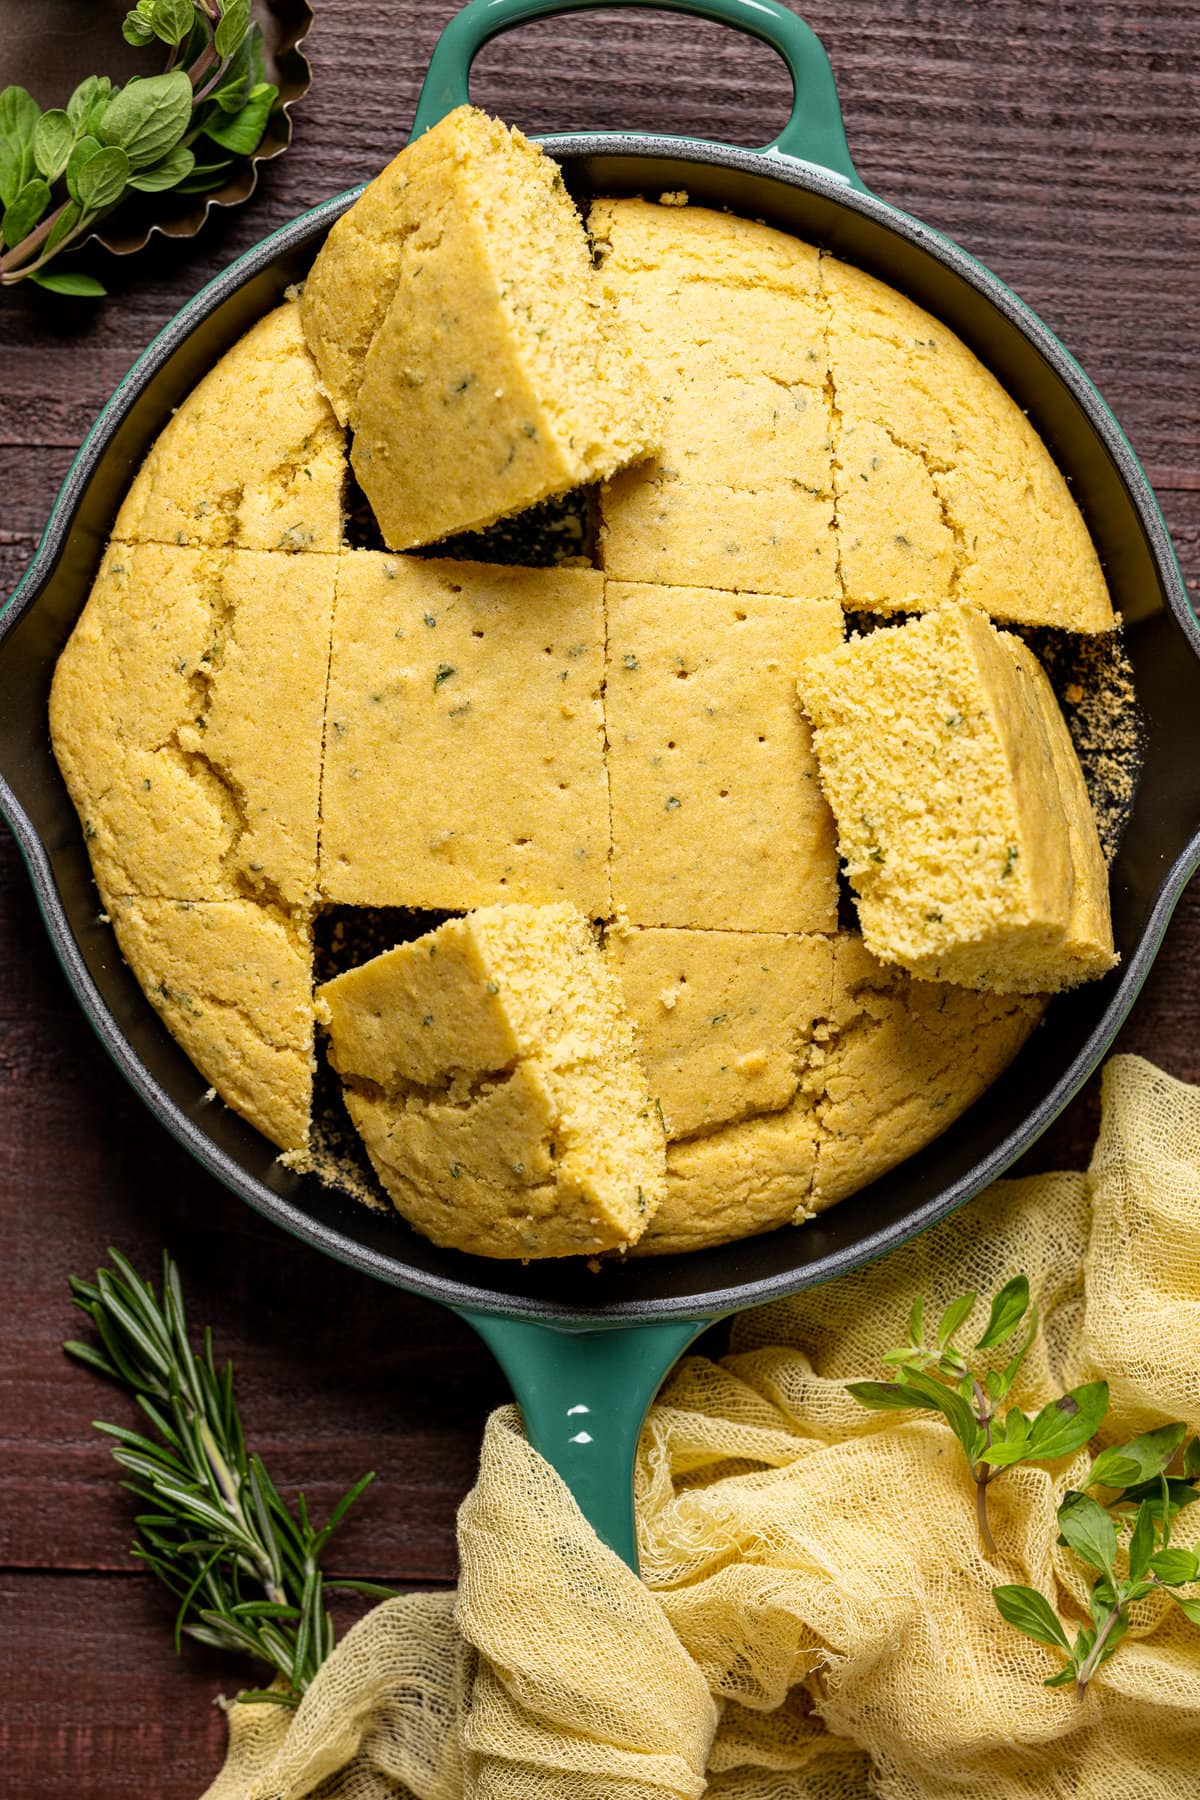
[205,1055,1200,1799]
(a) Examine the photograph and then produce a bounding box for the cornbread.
[635,932,1043,1255]
[301,106,659,551]
[50,544,336,908]
[320,554,609,914]
[605,582,843,931]
[113,304,346,553]
[317,904,665,1258]
[797,602,1116,991]
[823,257,1114,632]
[810,935,1045,1207]
[108,897,314,1151]
[591,197,836,594]
[606,924,834,1139]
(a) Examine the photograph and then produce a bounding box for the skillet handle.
[459,1309,711,1569]
[411,0,864,187]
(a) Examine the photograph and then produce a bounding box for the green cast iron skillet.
[2,0,1197,1568]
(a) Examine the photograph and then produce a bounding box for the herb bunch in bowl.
[0,0,280,298]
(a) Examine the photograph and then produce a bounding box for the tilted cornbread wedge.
[113,303,346,553]
[300,106,659,550]
[50,543,336,909]
[108,898,315,1153]
[797,603,1116,992]
[316,904,666,1259]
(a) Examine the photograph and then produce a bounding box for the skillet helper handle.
[411,0,864,187]
[461,1311,710,1569]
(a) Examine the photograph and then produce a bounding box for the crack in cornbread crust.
[317,904,665,1258]
[112,304,347,554]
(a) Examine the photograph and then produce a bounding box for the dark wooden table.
[0,3,1196,1791]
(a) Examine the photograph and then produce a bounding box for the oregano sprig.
[0,2,278,297]
[65,1250,392,1706]
[847,1276,1109,1557]
[994,1424,1200,1693]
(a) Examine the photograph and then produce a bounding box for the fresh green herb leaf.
[844,1380,929,1412]
[214,0,252,60]
[201,81,277,156]
[1056,1493,1118,1579]
[28,268,106,296]
[937,1292,976,1348]
[127,144,194,192]
[66,76,113,132]
[64,134,103,204]
[76,144,131,212]
[0,86,40,207]
[1148,1546,1199,1585]
[2,177,50,249]
[97,69,192,170]
[1088,1423,1187,1492]
[1169,1592,1200,1626]
[1025,1382,1110,1462]
[992,1585,1072,1653]
[123,10,158,45]
[975,1275,1029,1350]
[33,110,75,183]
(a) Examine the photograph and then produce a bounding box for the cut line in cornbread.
[822,257,1114,632]
[797,602,1117,992]
[605,582,843,932]
[316,903,665,1258]
[113,304,346,553]
[606,923,835,1140]
[319,553,609,914]
[50,543,336,909]
[591,196,836,594]
[301,107,659,551]
[108,897,314,1152]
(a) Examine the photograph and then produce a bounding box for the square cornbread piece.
[317,904,666,1259]
[823,257,1114,632]
[320,554,609,913]
[50,544,336,908]
[797,603,1116,991]
[301,107,659,551]
[590,196,836,594]
[606,924,834,1139]
[113,304,346,553]
[605,583,843,932]
[108,898,315,1152]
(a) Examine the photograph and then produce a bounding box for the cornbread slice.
[113,304,346,553]
[606,924,834,1139]
[834,415,958,608]
[634,932,1043,1256]
[823,257,1114,632]
[50,544,336,907]
[317,903,666,1259]
[605,583,843,932]
[108,898,314,1152]
[590,196,836,594]
[810,935,1045,1207]
[301,106,659,550]
[797,603,1116,991]
[320,554,608,913]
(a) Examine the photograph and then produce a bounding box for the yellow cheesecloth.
[204,1054,1200,1799]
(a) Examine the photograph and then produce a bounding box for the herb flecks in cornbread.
[605,582,843,932]
[108,898,315,1152]
[113,304,346,554]
[809,935,1045,1206]
[301,107,659,552]
[591,197,837,595]
[50,544,336,908]
[797,603,1117,992]
[317,903,665,1258]
[607,923,834,1140]
[822,257,1114,632]
[320,553,609,913]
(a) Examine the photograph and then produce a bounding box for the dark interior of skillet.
[2,140,1199,1321]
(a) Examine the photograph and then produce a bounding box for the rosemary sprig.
[0,1,278,297]
[847,1277,1109,1556]
[994,1424,1200,1693]
[66,1249,393,1706]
